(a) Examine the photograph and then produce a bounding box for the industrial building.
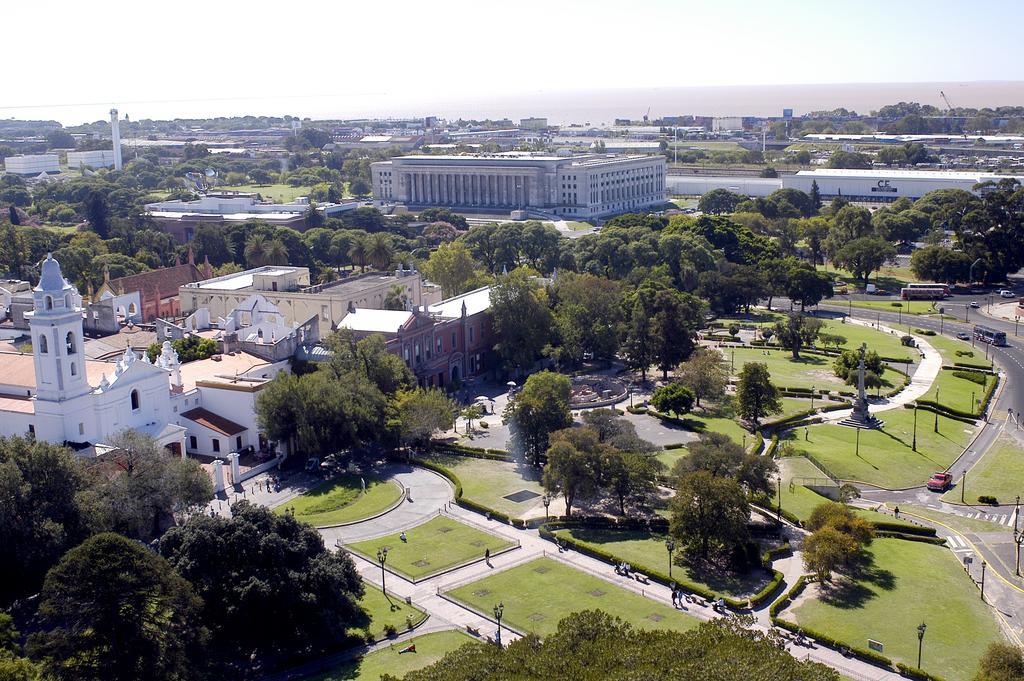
[4,154,60,175]
[372,152,666,219]
[67,150,117,169]
[781,169,1024,201]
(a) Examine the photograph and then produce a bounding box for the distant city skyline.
[3,0,1024,125]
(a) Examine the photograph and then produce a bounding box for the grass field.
[348,516,515,581]
[357,584,428,639]
[717,312,912,361]
[919,367,996,416]
[730,347,849,391]
[274,475,403,527]
[423,454,546,517]
[926,333,992,370]
[845,299,947,318]
[220,183,314,203]
[790,538,1003,681]
[552,527,771,598]
[818,263,923,290]
[943,434,1024,505]
[789,408,976,488]
[896,503,1013,534]
[446,557,696,637]
[305,630,474,681]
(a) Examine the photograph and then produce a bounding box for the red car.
[927,472,953,492]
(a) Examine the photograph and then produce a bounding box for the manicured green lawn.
[943,434,1024,505]
[814,318,912,361]
[790,408,976,488]
[446,557,696,637]
[423,454,546,517]
[275,475,403,527]
[357,584,428,639]
[221,182,314,203]
[790,538,1003,681]
[552,527,771,598]
[926,333,992,370]
[666,407,752,448]
[730,347,848,391]
[305,630,474,681]
[919,368,995,416]
[817,263,922,290]
[846,299,944,317]
[347,516,515,581]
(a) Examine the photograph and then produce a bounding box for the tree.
[349,178,371,197]
[395,388,456,446]
[76,431,212,541]
[802,526,860,583]
[773,313,822,359]
[622,290,656,382]
[367,233,394,270]
[422,242,481,298]
[810,179,822,213]
[651,288,704,379]
[669,470,749,559]
[833,349,886,385]
[734,362,781,427]
[244,234,288,267]
[673,432,776,497]
[785,265,833,311]
[650,382,694,417]
[676,347,729,409]
[975,643,1024,681]
[806,502,874,545]
[28,533,205,681]
[550,273,623,367]
[601,449,660,516]
[248,168,273,185]
[160,502,364,670]
[504,371,572,466]
[146,336,218,364]
[393,610,839,681]
[543,430,600,518]
[83,191,110,239]
[490,270,553,374]
[826,150,872,169]
[910,245,972,284]
[348,235,370,271]
[698,189,745,215]
[0,437,89,605]
[832,237,896,288]
[0,612,39,680]
[798,217,830,267]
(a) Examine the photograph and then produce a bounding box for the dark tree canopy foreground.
[390,610,838,681]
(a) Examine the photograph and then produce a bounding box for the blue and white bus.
[974,325,1008,347]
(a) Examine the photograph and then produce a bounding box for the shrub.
[728,323,740,337]
[978,495,998,505]
[383,623,398,637]
[890,302,903,307]
[914,328,936,336]
[955,349,975,358]
[479,421,489,429]
[951,369,987,385]
[901,335,915,347]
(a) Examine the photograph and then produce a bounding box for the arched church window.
[45,296,53,310]
[39,336,48,354]
[70,362,77,376]
[130,389,140,411]
[65,332,76,355]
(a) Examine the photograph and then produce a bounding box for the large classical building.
[371,152,667,220]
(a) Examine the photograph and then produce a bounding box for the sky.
[3,0,1024,124]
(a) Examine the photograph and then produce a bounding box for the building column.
[229,452,241,484]
[213,460,225,494]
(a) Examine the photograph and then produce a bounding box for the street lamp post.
[377,547,389,595]
[810,387,815,412]
[981,560,987,601]
[777,476,783,522]
[731,349,735,372]
[542,493,551,521]
[855,426,861,459]
[934,388,940,433]
[493,602,504,646]
[665,537,676,578]
[917,622,927,670]
[961,471,966,503]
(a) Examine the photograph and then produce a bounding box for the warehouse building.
[4,154,60,175]
[372,152,666,219]
[67,150,117,169]
[782,169,1024,201]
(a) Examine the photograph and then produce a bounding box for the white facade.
[372,153,667,220]
[67,150,117,169]
[4,154,60,175]
[667,175,782,197]
[145,195,357,221]
[0,255,290,460]
[712,117,744,132]
[783,169,1024,201]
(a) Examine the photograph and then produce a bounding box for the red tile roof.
[180,407,247,436]
[106,263,206,300]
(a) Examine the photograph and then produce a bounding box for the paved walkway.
[819,318,943,423]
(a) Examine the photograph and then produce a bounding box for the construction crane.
[642,106,650,123]
[939,90,969,138]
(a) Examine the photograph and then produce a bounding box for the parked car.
[956,331,971,340]
[999,289,1016,298]
[969,301,980,308]
[927,472,953,492]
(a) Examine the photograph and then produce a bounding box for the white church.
[0,255,290,470]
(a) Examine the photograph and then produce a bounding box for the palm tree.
[264,239,288,265]
[348,236,370,272]
[367,233,394,272]
[383,284,408,310]
[244,234,270,267]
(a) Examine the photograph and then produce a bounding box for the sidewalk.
[820,318,943,423]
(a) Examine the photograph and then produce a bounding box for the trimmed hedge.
[895,662,948,681]
[953,360,994,371]
[428,442,512,461]
[870,521,936,537]
[952,369,988,385]
[874,531,946,545]
[904,402,979,424]
[769,574,807,619]
[539,521,783,609]
[627,405,648,415]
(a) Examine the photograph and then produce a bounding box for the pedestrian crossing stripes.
[956,509,1017,526]
[946,535,968,549]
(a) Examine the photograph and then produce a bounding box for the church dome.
[36,254,70,292]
